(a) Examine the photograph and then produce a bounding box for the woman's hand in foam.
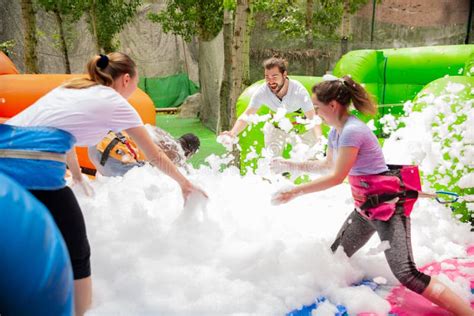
[181,181,208,204]
[72,174,94,197]
[271,186,299,205]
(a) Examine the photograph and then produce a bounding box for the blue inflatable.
[287,296,348,316]
[0,173,74,315]
[0,124,75,190]
[287,280,381,316]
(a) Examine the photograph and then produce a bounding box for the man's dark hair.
[178,133,200,158]
[262,57,288,74]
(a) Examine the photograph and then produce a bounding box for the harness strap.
[359,190,419,210]
[100,138,121,166]
[0,149,66,163]
[116,132,139,161]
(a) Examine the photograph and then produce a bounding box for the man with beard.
[220,57,321,157]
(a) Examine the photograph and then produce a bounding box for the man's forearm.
[230,119,249,137]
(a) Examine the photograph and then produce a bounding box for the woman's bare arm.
[273,146,358,204]
[126,126,207,201]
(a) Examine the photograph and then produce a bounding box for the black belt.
[359,190,419,210]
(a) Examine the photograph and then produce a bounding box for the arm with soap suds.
[272,147,358,205]
[270,148,333,174]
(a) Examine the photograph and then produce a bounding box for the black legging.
[30,187,91,280]
[331,207,431,294]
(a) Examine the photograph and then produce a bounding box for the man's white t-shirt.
[248,79,313,113]
[7,85,143,146]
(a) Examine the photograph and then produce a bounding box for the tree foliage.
[87,0,142,53]
[149,0,371,43]
[253,0,371,40]
[36,0,86,73]
[252,0,304,38]
[36,0,142,58]
[147,0,223,42]
[36,0,85,21]
[0,40,16,57]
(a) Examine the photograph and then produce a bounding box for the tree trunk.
[228,0,250,126]
[20,0,39,73]
[305,0,313,48]
[340,0,351,56]
[242,6,252,88]
[88,0,101,54]
[198,31,224,132]
[305,0,315,75]
[218,9,233,133]
[54,10,71,74]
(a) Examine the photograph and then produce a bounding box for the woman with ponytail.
[2,52,207,315]
[271,76,473,315]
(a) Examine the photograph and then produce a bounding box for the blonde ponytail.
[63,52,136,89]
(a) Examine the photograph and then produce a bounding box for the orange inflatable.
[0,51,19,75]
[0,52,155,171]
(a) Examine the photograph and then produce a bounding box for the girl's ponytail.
[312,75,377,116]
[341,76,377,115]
[63,52,136,89]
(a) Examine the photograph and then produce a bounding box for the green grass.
[155,114,226,168]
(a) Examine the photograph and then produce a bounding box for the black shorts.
[29,187,91,280]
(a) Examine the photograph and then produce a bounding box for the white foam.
[76,81,473,315]
[76,162,472,315]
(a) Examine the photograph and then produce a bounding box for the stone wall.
[353,0,471,47]
[356,0,470,27]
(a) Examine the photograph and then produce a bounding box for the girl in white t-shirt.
[3,52,207,315]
